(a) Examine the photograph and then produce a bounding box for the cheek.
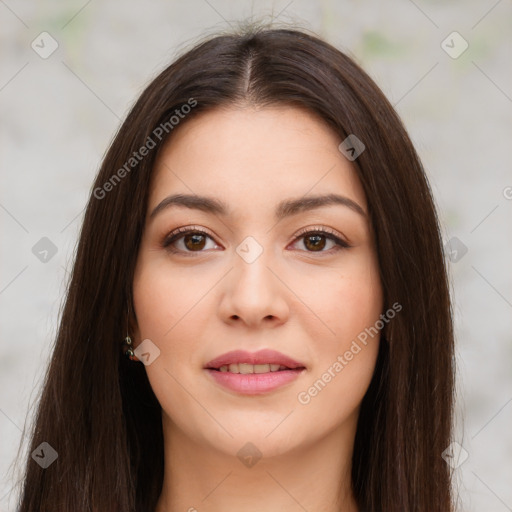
[132,257,209,342]
[296,340,379,438]
[305,250,383,346]
[335,272,382,342]
[295,254,382,414]
[131,258,201,394]
[132,261,210,432]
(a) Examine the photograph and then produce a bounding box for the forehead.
[148,106,367,217]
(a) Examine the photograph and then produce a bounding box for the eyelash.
[161,225,351,256]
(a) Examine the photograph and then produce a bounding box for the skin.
[131,105,383,512]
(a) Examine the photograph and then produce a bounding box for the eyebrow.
[149,192,367,221]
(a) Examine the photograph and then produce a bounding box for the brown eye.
[291,229,350,254]
[183,233,207,251]
[303,233,327,251]
[162,228,217,254]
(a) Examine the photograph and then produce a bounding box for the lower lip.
[205,368,305,395]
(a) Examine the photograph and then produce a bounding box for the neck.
[155,413,359,512]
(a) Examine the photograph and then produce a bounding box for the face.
[132,105,383,458]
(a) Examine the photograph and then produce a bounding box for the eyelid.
[164,225,214,241]
[162,225,217,250]
[292,225,350,246]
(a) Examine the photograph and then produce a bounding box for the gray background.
[1,1,511,510]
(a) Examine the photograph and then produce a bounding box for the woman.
[15,25,455,511]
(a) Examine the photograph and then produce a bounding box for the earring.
[123,335,139,361]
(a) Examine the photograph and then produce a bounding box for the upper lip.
[204,349,305,370]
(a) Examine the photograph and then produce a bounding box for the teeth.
[217,363,289,374]
[239,363,253,374]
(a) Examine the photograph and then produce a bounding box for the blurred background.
[1,1,511,510]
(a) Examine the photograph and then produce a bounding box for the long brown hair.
[13,24,455,511]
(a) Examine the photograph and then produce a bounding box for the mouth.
[207,363,304,373]
[203,349,306,395]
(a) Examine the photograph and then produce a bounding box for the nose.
[217,244,290,328]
